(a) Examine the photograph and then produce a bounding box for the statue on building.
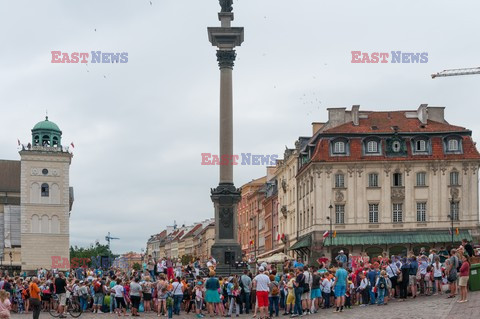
[219,0,233,12]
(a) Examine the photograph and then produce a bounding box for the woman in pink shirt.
[458,255,470,303]
[0,290,11,319]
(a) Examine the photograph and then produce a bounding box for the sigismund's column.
[207,0,244,269]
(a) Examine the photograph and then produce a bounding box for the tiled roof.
[183,224,203,238]
[311,135,480,162]
[0,160,21,192]
[324,112,467,134]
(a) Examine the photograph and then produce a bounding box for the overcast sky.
[1,0,479,254]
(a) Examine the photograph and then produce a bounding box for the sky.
[1,0,479,254]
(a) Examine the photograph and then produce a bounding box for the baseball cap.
[259,266,265,272]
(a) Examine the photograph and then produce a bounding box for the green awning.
[289,235,312,250]
[323,230,472,247]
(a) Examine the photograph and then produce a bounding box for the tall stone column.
[207,1,244,269]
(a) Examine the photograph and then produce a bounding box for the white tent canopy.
[258,252,294,264]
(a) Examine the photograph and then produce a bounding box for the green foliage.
[181,254,193,265]
[70,241,114,267]
[132,262,142,271]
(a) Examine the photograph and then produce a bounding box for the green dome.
[32,116,61,132]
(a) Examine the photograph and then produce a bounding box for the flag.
[70,142,75,148]
[333,230,337,238]
[17,139,20,146]
[277,234,281,241]
[455,228,459,235]
[323,231,329,238]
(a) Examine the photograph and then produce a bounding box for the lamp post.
[328,204,333,246]
[249,216,257,259]
[448,197,455,247]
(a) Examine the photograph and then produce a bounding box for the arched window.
[51,215,60,233]
[52,136,59,147]
[41,215,49,233]
[41,183,49,197]
[365,246,384,260]
[31,215,40,233]
[389,246,408,258]
[444,136,462,153]
[367,140,378,153]
[33,135,40,146]
[42,135,50,146]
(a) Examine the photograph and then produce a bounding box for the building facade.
[293,105,479,263]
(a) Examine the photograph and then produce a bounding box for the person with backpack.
[375,270,388,305]
[92,276,105,313]
[239,270,252,314]
[78,281,89,311]
[268,275,280,318]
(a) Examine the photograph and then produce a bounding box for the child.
[321,273,331,309]
[0,290,11,319]
[358,273,369,306]
[166,292,174,319]
[375,271,388,306]
[345,276,354,309]
[194,279,205,318]
[424,266,433,296]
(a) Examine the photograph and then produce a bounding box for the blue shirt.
[335,268,348,287]
[367,270,378,287]
[409,261,418,276]
[294,262,304,269]
[335,254,347,266]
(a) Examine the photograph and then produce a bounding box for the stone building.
[294,105,479,263]
[237,177,266,259]
[0,117,74,273]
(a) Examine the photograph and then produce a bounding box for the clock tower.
[19,117,74,272]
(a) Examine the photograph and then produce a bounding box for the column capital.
[217,50,236,69]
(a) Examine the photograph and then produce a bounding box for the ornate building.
[292,105,479,263]
[0,117,74,273]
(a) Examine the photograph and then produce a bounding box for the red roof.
[311,136,480,162]
[324,111,467,134]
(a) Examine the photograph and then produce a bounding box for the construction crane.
[431,67,480,79]
[105,232,120,248]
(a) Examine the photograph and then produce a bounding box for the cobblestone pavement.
[10,292,480,319]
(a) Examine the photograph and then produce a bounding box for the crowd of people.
[0,239,475,319]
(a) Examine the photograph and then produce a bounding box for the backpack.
[94,281,102,293]
[271,282,279,296]
[378,277,386,290]
[222,282,229,298]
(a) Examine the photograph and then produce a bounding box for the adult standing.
[458,254,470,303]
[253,267,270,319]
[92,276,105,313]
[293,258,304,269]
[446,249,459,299]
[240,270,252,314]
[54,272,67,318]
[205,272,221,317]
[171,277,184,315]
[301,266,312,315]
[386,259,399,299]
[292,267,304,317]
[29,277,41,319]
[166,258,174,281]
[438,247,449,264]
[432,257,443,295]
[142,276,153,312]
[130,277,142,316]
[335,251,347,268]
[310,267,322,313]
[332,262,348,313]
[398,258,410,301]
[147,255,156,280]
[408,256,418,298]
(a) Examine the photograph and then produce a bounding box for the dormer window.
[444,136,463,154]
[448,139,459,151]
[367,141,378,153]
[331,138,349,156]
[364,137,382,155]
[334,141,345,154]
[412,136,430,155]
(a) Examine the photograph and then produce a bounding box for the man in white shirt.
[253,267,271,319]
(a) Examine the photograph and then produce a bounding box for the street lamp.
[328,204,333,246]
[447,197,455,247]
[249,216,257,259]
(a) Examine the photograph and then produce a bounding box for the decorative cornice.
[217,50,236,69]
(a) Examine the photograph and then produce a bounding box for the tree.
[132,262,142,271]
[70,241,114,267]
[181,254,193,265]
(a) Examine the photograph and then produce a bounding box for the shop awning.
[289,235,312,250]
[323,230,472,247]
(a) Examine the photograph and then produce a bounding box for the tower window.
[34,135,40,146]
[42,135,50,146]
[41,183,49,197]
[53,136,59,147]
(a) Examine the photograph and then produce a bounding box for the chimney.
[327,107,347,129]
[352,105,360,126]
[427,106,446,123]
[417,104,428,124]
[312,122,325,135]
